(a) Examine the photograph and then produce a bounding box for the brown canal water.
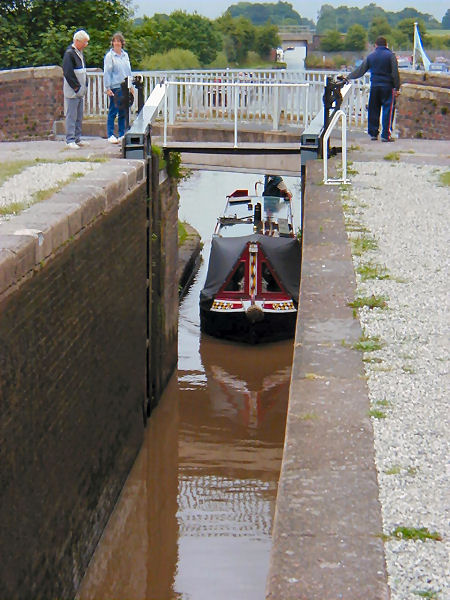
[77,171,300,600]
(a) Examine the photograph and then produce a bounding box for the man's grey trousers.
[65,97,84,143]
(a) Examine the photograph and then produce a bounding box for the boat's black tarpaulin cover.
[200,234,301,308]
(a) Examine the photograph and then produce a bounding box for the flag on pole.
[413,22,431,71]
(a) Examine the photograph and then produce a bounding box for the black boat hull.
[200,307,297,344]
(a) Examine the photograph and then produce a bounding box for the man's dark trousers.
[368,86,395,140]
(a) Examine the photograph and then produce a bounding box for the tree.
[320,29,344,52]
[216,14,256,64]
[227,1,313,28]
[388,7,439,29]
[0,0,132,69]
[316,5,338,34]
[316,3,439,34]
[442,9,450,29]
[255,22,280,59]
[140,48,201,70]
[136,11,222,66]
[396,18,428,45]
[368,17,392,44]
[345,24,367,51]
[390,28,409,50]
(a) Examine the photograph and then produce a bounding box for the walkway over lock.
[119,72,354,184]
[86,68,370,133]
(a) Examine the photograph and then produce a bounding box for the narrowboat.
[200,186,301,344]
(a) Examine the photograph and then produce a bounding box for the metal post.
[272,84,279,130]
[168,81,176,124]
[164,83,168,147]
[322,109,349,185]
[120,78,130,132]
[133,75,145,113]
[234,84,238,148]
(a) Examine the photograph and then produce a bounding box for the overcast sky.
[132,1,447,23]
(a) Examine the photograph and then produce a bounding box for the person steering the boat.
[263,175,292,200]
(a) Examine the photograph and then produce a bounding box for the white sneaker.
[66,142,80,149]
[76,140,90,147]
[108,135,118,144]
[117,136,124,143]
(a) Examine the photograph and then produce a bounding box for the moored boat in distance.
[200,181,301,344]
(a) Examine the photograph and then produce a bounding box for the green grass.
[0,157,104,188]
[298,412,319,420]
[439,171,450,186]
[384,152,400,162]
[304,372,326,380]
[351,235,378,255]
[1,172,85,218]
[0,160,35,186]
[376,399,391,407]
[345,218,369,233]
[353,334,384,352]
[413,589,440,598]
[428,29,450,36]
[178,221,189,245]
[356,261,390,281]
[348,294,388,310]
[341,202,356,215]
[390,526,443,542]
[369,409,387,419]
[385,465,401,475]
[0,201,28,216]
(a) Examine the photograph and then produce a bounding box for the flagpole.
[413,22,417,70]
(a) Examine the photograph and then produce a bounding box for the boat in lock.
[199,184,301,344]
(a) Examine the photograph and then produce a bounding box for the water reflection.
[175,336,292,600]
[77,171,296,600]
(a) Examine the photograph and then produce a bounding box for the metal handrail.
[323,109,350,185]
[161,80,310,141]
[85,69,370,130]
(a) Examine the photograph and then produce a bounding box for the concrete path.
[0,137,122,162]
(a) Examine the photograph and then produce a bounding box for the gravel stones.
[344,162,449,600]
[0,161,100,221]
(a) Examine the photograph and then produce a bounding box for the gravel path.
[344,161,449,600]
[0,161,100,222]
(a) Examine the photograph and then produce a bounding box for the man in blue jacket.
[347,37,400,142]
[63,30,90,149]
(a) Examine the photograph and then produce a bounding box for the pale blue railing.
[86,68,370,130]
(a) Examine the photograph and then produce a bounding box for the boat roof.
[200,234,301,305]
[215,192,294,237]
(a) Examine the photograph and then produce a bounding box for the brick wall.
[0,66,64,141]
[0,158,179,598]
[397,71,450,140]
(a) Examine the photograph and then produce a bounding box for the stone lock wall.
[0,66,64,141]
[151,170,179,399]
[0,157,179,598]
[397,71,450,140]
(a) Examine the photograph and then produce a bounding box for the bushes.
[140,48,200,70]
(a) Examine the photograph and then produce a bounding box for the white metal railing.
[85,68,370,130]
[323,110,349,184]
[323,83,352,184]
[162,80,310,136]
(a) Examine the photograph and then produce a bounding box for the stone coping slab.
[0,159,145,299]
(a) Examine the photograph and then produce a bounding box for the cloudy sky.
[132,0,447,23]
